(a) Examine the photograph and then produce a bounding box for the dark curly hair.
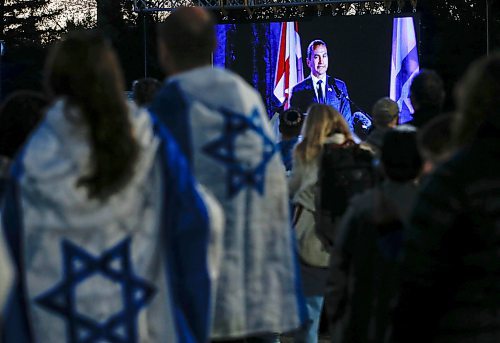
[279,108,304,138]
[132,78,162,106]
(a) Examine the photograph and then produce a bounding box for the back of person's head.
[44,30,138,200]
[410,69,445,111]
[279,108,304,139]
[157,7,216,75]
[381,127,422,182]
[295,104,352,163]
[454,53,500,146]
[0,91,47,159]
[132,78,161,107]
[372,97,399,128]
[418,113,453,173]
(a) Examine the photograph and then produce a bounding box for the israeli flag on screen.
[390,17,420,124]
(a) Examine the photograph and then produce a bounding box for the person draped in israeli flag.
[150,7,307,340]
[0,31,222,343]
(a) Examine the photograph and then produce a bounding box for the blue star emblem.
[35,237,156,343]
[203,107,276,198]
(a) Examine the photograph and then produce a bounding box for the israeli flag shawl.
[150,66,307,339]
[1,99,222,343]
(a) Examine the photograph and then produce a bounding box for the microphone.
[352,111,373,141]
[331,79,343,99]
[353,111,372,129]
[330,76,371,122]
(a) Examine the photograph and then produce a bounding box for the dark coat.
[364,127,392,155]
[325,180,418,343]
[278,137,299,172]
[406,107,441,128]
[393,120,500,342]
[290,76,352,128]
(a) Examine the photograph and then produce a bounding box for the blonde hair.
[294,104,352,163]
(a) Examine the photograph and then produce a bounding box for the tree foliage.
[1,0,61,46]
[1,0,498,98]
[46,0,97,32]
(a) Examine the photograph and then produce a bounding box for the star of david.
[203,107,276,198]
[35,237,156,343]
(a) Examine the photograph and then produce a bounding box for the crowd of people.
[0,5,499,343]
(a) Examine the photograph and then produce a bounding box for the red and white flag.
[273,22,304,109]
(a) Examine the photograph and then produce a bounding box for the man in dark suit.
[290,39,353,129]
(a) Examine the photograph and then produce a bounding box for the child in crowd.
[278,108,304,174]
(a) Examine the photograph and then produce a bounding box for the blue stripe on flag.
[400,101,412,124]
[395,45,419,102]
[390,17,420,124]
[150,114,212,343]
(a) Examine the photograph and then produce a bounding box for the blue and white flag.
[1,101,219,343]
[390,17,420,124]
[150,66,307,339]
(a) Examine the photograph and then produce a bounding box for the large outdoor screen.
[214,14,419,122]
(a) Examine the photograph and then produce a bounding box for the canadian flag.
[273,22,304,109]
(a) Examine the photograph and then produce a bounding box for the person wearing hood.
[149,6,306,342]
[0,31,222,343]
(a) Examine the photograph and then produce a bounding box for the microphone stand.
[332,81,372,121]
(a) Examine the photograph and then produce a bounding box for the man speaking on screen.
[290,39,353,129]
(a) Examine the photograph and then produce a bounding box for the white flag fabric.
[150,66,307,339]
[390,17,420,124]
[1,100,217,343]
[274,22,304,108]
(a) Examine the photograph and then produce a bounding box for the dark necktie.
[317,80,324,104]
